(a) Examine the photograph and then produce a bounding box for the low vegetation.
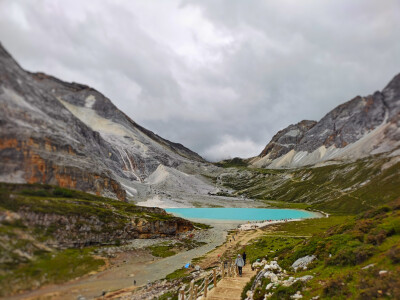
[218,155,400,214]
[241,199,400,299]
[0,183,178,223]
[147,239,206,258]
[214,157,250,168]
[0,241,104,297]
[165,268,189,281]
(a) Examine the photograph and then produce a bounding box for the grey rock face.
[0,43,204,200]
[296,92,387,152]
[256,73,400,168]
[383,73,400,118]
[17,209,193,248]
[259,120,317,159]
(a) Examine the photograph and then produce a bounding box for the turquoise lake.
[165,208,316,221]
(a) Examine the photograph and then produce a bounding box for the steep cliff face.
[0,43,204,200]
[252,74,400,168]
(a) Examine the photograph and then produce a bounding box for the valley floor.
[5,222,237,300]
[98,216,332,299]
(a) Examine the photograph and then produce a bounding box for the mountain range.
[0,42,399,207]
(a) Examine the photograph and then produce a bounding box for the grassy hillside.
[242,200,400,299]
[218,155,400,214]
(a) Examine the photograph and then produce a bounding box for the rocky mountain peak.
[382,73,400,118]
[259,120,316,160]
[0,43,205,200]
[252,73,400,169]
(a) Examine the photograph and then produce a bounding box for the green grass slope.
[242,200,400,299]
[218,155,400,214]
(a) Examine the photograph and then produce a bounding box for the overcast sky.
[1,0,400,161]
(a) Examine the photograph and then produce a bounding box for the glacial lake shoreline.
[165,207,321,222]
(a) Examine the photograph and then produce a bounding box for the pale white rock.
[265,283,274,290]
[298,275,314,282]
[264,271,279,283]
[290,292,303,299]
[292,255,316,272]
[362,263,376,270]
[379,270,388,276]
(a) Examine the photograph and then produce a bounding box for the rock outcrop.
[252,74,400,168]
[17,209,193,248]
[259,120,317,160]
[0,43,204,200]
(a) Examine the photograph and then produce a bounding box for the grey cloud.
[0,0,399,161]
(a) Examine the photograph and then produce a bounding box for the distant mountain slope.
[0,43,204,200]
[259,120,317,160]
[252,75,400,168]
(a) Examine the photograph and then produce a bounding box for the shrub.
[165,268,187,280]
[291,239,318,262]
[380,218,400,236]
[52,187,73,198]
[390,198,400,210]
[327,245,374,266]
[351,230,365,242]
[358,269,400,299]
[387,245,400,264]
[253,286,265,300]
[323,278,350,297]
[353,219,374,233]
[20,189,50,197]
[158,291,178,300]
[360,205,391,220]
[366,229,387,245]
[270,281,305,300]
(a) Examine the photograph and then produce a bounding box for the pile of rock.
[246,256,316,300]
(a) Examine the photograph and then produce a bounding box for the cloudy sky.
[1,0,400,161]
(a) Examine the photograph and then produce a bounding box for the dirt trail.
[199,228,264,269]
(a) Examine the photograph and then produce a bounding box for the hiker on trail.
[242,251,247,265]
[235,254,245,276]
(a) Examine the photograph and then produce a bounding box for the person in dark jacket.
[242,251,247,265]
[235,254,245,276]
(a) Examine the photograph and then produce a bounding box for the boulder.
[291,255,316,272]
[297,275,314,282]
